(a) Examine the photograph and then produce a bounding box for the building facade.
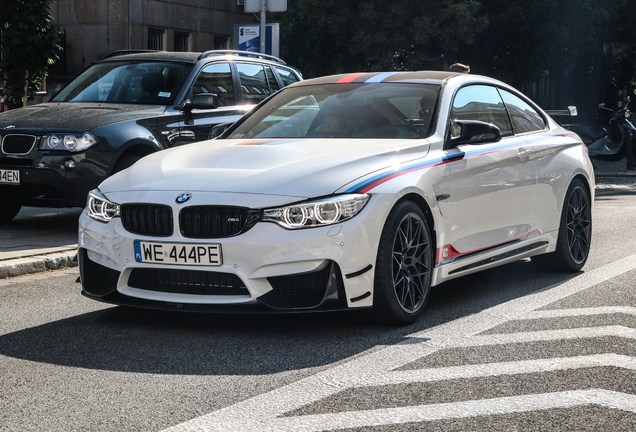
[50,0,257,79]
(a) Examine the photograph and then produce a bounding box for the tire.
[360,201,434,326]
[0,204,21,223]
[531,179,592,272]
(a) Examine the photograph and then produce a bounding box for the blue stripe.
[365,72,400,83]
[261,139,308,146]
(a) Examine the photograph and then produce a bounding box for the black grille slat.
[180,206,260,238]
[121,204,173,237]
[128,268,249,296]
[1,134,36,154]
[0,157,33,167]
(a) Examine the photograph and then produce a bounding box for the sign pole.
[260,0,266,54]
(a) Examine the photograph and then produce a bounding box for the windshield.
[228,83,441,140]
[53,61,192,105]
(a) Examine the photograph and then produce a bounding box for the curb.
[0,249,78,279]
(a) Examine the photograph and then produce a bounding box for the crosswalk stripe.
[356,353,636,387]
[266,390,636,432]
[522,306,636,319]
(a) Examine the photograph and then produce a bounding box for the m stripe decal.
[336,73,369,84]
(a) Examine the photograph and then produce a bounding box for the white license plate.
[0,169,19,185]
[134,241,222,266]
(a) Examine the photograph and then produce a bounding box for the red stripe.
[436,230,540,264]
[336,73,368,84]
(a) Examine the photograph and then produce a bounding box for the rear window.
[53,61,192,105]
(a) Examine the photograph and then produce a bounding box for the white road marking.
[161,254,636,432]
[522,306,636,319]
[266,390,636,432]
[359,353,636,387]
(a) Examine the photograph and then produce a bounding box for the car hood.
[100,138,431,199]
[0,102,166,133]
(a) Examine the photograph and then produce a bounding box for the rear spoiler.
[545,106,578,117]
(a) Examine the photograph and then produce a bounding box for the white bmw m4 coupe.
[78,71,594,325]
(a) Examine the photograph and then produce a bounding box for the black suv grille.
[2,134,36,154]
[128,268,249,296]
[120,204,173,237]
[180,206,261,238]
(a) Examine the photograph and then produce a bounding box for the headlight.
[262,194,369,229]
[86,189,120,222]
[41,132,98,152]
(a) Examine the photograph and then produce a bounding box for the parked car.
[0,50,302,222]
[78,71,594,325]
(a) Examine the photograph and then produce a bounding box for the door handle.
[518,147,532,161]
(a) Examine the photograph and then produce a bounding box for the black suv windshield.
[53,61,192,105]
[228,83,441,139]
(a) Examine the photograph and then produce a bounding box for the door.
[437,85,539,263]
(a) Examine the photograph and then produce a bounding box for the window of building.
[174,31,189,52]
[214,36,229,50]
[148,28,164,51]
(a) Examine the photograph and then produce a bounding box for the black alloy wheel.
[566,183,592,265]
[392,212,431,313]
[532,179,592,272]
[361,201,433,326]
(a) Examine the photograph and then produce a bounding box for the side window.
[265,66,281,93]
[451,85,513,137]
[275,67,300,87]
[191,63,234,107]
[498,89,546,134]
[236,63,272,104]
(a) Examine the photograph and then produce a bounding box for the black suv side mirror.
[450,120,502,146]
[182,93,219,112]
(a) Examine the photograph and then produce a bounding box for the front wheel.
[361,201,433,326]
[0,204,21,223]
[532,179,592,272]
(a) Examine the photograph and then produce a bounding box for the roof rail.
[100,50,163,60]
[197,50,287,65]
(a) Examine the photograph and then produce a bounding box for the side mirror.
[208,122,234,139]
[182,93,219,112]
[450,120,502,146]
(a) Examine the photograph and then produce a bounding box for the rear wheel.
[361,201,433,326]
[0,204,21,223]
[532,179,591,272]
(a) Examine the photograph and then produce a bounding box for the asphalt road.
[1,180,636,431]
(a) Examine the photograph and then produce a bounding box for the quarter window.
[498,89,546,134]
[275,67,300,87]
[451,85,513,137]
[191,63,234,107]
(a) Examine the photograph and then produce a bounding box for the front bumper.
[0,146,109,208]
[78,192,391,312]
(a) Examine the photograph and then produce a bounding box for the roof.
[98,50,291,68]
[295,71,463,87]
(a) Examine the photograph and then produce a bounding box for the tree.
[282,0,487,77]
[0,0,61,110]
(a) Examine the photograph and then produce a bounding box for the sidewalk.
[0,207,80,279]
[1,157,636,280]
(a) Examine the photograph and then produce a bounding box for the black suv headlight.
[262,194,369,229]
[87,189,120,222]
[40,132,99,152]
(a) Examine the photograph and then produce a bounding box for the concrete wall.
[50,0,256,76]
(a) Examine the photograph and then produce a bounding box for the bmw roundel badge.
[176,193,191,204]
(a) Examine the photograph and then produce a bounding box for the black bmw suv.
[0,50,302,222]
